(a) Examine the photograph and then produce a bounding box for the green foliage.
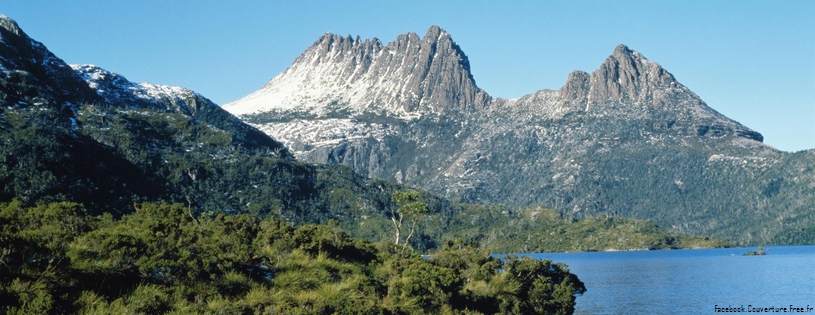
[389,190,429,247]
[402,203,732,254]
[0,201,586,314]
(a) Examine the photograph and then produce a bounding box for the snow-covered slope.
[69,64,289,154]
[224,25,490,118]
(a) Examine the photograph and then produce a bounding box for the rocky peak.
[557,70,591,109]
[298,32,384,68]
[399,25,486,112]
[555,44,689,112]
[225,25,490,117]
[548,44,762,142]
[0,15,99,106]
[0,14,23,36]
[587,44,681,105]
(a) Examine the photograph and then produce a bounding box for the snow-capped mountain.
[224,25,490,118]
[225,26,815,244]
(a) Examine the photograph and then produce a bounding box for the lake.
[520,245,815,314]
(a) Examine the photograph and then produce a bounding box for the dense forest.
[0,201,585,314]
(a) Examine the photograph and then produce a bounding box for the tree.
[389,190,428,246]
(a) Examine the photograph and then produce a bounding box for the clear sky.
[4,1,814,152]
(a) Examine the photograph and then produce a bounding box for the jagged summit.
[589,44,681,105]
[224,25,490,117]
[556,44,683,109]
[228,26,764,144]
[547,44,763,141]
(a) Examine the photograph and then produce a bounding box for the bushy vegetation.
[0,201,586,314]
[435,205,732,253]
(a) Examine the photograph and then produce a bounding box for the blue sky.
[4,1,813,152]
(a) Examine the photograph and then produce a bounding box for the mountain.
[0,14,741,253]
[0,13,293,213]
[225,26,815,245]
[226,25,490,118]
[70,64,289,154]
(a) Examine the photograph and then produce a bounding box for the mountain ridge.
[226,26,814,245]
[225,25,491,117]
[1,14,812,246]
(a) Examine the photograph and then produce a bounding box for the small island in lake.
[744,246,767,256]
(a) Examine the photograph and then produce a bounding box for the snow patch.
[250,118,392,157]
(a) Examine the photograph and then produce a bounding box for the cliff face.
[227,27,813,245]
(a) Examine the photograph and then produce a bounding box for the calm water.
[521,246,815,314]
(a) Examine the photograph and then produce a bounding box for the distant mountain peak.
[587,44,680,104]
[612,43,634,57]
[422,25,451,45]
[225,25,490,117]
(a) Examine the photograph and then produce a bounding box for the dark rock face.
[0,15,99,107]
[558,70,591,106]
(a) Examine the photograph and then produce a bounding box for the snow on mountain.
[214,26,811,246]
[224,25,490,118]
[228,35,765,164]
[71,64,202,112]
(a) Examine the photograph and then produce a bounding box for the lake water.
[521,246,815,314]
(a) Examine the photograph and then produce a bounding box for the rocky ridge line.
[224,25,491,117]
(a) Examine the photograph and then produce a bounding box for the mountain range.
[224,26,815,245]
[0,13,811,246]
[9,14,706,254]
